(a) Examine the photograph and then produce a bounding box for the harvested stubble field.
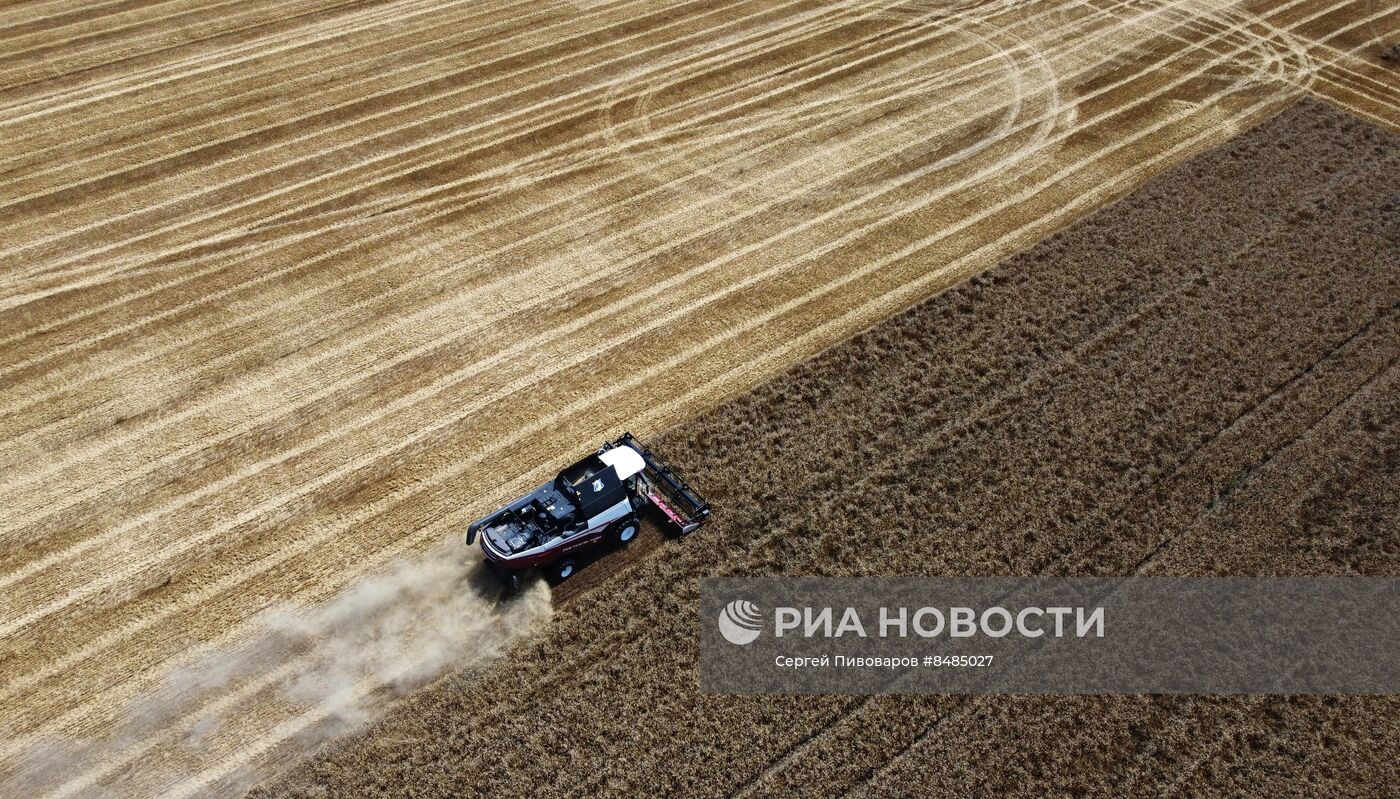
[260,99,1399,797]
[2,0,1399,796]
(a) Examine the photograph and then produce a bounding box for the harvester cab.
[466,433,710,592]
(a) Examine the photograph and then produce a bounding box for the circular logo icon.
[717,599,763,646]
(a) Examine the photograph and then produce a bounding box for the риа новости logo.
[717,599,762,645]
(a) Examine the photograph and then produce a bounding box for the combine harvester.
[466,433,711,591]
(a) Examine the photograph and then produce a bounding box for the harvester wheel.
[611,516,640,546]
[553,559,576,581]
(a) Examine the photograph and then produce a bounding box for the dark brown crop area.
[256,98,1399,798]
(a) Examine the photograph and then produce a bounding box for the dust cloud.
[7,541,551,798]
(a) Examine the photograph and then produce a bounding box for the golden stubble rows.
[1,0,1397,795]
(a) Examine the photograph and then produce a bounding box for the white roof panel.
[599,445,646,480]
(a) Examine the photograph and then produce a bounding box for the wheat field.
[1,0,1397,795]
[262,97,1400,798]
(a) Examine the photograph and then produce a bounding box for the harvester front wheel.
[552,559,576,581]
[610,516,640,546]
